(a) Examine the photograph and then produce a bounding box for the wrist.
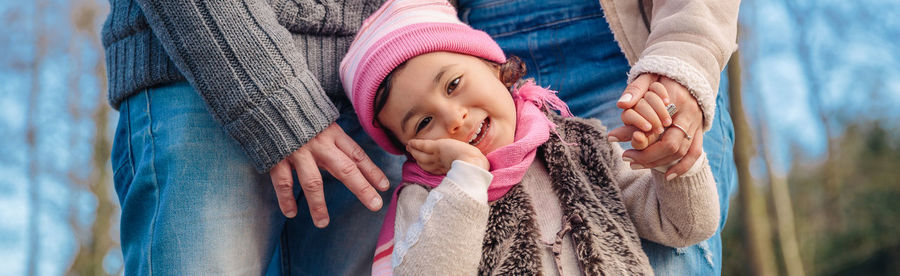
[457,151,489,171]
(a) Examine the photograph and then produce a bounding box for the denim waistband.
[458,0,606,38]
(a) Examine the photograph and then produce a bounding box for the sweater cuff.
[224,70,339,173]
[628,55,717,131]
[445,160,493,203]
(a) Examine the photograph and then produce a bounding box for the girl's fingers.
[634,99,664,134]
[631,130,649,150]
[622,109,653,132]
[622,121,693,166]
[643,92,672,127]
[649,81,670,105]
[608,125,640,142]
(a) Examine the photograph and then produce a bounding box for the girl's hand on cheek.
[407,138,489,175]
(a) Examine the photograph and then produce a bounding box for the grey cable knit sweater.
[101,0,383,172]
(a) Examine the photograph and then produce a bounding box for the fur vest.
[454,112,652,275]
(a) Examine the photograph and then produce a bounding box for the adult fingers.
[649,81,670,105]
[633,99,664,135]
[622,120,694,167]
[621,109,653,132]
[644,92,672,127]
[269,159,298,218]
[290,150,330,228]
[617,73,658,109]
[312,143,383,212]
[666,127,704,180]
[334,133,390,192]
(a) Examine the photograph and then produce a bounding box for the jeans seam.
[490,14,603,38]
[144,91,161,276]
[125,95,136,178]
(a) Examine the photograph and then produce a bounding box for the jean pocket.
[111,99,135,204]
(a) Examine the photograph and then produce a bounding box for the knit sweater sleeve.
[132,0,339,172]
[605,142,720,248]
[392,161,491,275]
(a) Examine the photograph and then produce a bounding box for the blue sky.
[1,0,899,275]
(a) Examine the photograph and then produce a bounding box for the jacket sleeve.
[603,140,720,248]
[392,161,491,275]
[628,0,740,131]
[133,0,339,172]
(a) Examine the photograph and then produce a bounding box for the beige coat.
[601,0,741,130]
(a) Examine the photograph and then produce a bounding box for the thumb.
[618,73,657,109]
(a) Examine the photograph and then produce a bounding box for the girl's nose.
[443,107,468,135]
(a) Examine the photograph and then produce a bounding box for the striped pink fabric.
[338,0,506,155]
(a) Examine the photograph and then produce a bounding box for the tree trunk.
[66,1,119,275]
[729,51,778,276]
[25,1,47,275]
[758,120,806,276]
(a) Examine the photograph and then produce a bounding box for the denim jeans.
[111,82,404,275]
[458,0,738,274]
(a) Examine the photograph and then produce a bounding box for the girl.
[339,1,719,275]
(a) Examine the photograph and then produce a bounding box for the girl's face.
[376,51,517,155]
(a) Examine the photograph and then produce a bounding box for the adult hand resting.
[609,73,705,179]
[269,123,390,228]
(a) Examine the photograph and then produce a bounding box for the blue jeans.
[459,0,738,274]
[111,82,404,275]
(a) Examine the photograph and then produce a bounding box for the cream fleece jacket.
[601,0,741,130]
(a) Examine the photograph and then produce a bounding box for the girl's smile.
[376,51,517,155]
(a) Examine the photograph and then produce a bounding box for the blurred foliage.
[724,121,900,275]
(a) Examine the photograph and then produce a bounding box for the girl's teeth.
[469,120,486,145]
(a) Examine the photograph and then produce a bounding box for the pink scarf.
[371,81,572,275]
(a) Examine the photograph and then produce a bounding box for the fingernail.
[657,128,665,134]
[666,173,678,181]
[664,118,672,126]
[618,94,633,103]
[370,196,383,209]
[609,136,620,143]
[623,157,634,163]
[644,123,652,131]
[380,179,390,190]
[630,163,645,170]
[286,210,297,218]
[316,218,329,228]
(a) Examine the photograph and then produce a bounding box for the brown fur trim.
[478,185,544,275]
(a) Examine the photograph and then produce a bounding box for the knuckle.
[348,147,367,163]
[310,204,328,214]
[663,142,678,155]
[358,185,376,196]
[301,178,324,192]
[274,180,293,192]
[338,162,357,176]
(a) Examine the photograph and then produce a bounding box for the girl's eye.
[415,117,432,133]
[447,77,460,94]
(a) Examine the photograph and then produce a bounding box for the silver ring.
[666,104,678,117]
[670,123,692,140]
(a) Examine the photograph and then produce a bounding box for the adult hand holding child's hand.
[609,73,705,179]
[407,138,490,175]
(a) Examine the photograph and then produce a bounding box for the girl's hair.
[372,55,527,151]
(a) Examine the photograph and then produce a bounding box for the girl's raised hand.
[407,138,490,175]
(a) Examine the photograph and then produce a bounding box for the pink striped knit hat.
[339,0,506,155]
